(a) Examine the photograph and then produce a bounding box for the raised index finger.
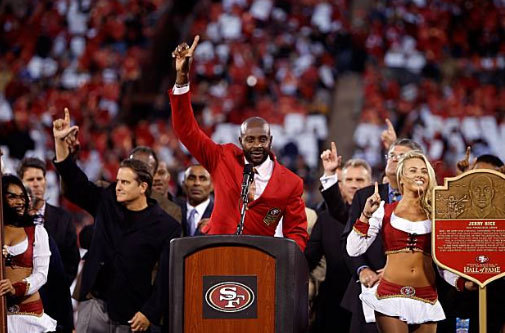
[385,118,394,131]
[465,146,471,160]
[374,181,379,195]
[188,35,200,55]
[331,141,337,156]
[64,107,70,123]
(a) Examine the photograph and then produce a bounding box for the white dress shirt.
[247,156,274,200]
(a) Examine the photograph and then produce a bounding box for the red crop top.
[381,202,431,255]
[353,202,431,255]
[8,226,35,268]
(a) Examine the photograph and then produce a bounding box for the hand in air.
[320,142,342,176]
[53,108,79,143]
[363,182,381,218]
[380,118,397,150]
[172,35,200,75]
[456,146,472,174]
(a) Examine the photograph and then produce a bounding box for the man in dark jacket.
[306,151,372,332]
[53,110,181,332]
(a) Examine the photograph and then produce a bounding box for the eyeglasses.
[384,153,405,161]
[5,192,26,202]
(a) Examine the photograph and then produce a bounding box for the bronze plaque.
[433,170,505,287]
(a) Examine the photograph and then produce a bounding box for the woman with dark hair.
[346,151,470,332]
[0,174,56,332]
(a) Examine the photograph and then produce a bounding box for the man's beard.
[245,148,268,165]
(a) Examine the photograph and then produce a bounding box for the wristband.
[455,277,466,292]
[12,281,28,297]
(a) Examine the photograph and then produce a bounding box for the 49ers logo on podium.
[205,282,254,312]
[203,275,257,319]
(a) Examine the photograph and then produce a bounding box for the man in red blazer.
[169,36,308,250]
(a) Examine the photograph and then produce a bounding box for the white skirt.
[359,283,446,324]
[7,312,57,333]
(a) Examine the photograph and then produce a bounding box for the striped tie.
[188,208,198,236]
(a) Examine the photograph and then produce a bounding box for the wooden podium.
[168,235,308,333]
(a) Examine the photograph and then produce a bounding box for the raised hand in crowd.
[172,35,200,85]
[380,118,397,150]
[456,146,475,175]
[320,141,342,176]
[53,108,79,162]
[361,182,381,223]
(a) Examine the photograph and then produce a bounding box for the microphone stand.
[236,176,253,235]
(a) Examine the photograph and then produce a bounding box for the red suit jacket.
[170,90,308,250]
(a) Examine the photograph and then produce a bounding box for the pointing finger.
[64,107,70,123]
[465,146,471,160]
[188,35,200,55]
[471,157,477,168]
[385,118,394,131]
[374,181,379,195]
[331,141,337,156]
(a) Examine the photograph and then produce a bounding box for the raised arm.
[169,36,222,172]
[340,183,385,287]
[52,109,102,215]
[346,188,384,257]
[319,142,348,222]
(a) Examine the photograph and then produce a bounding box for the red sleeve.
[352,219,370,237]
[169,89,222,172]
[282,178,309,251]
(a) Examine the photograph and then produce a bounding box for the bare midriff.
[5,226,41,304]
[6,266,41,304]
[382,251,436,287]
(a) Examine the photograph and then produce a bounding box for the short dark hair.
[128,146,159,175]
[18,157,46,178]
[388,138,423,154]
[119,158,153,197]
[475,154,504,168]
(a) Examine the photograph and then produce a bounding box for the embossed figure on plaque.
[467,175,505,219]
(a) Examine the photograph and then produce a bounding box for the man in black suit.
[53,110,181,332]
[180,165,214,236]
[321,138,422,332]
[306,157,372,332]
[18,157,80,285]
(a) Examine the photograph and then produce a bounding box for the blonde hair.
[396,151,437,218]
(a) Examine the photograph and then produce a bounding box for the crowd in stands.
[0,0,189,203]
[0,0,357,212]
[354,0,505,180]
[2,1,505,332]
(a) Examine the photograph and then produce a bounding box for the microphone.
[237,164,254,235]
[240,164,254,199]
